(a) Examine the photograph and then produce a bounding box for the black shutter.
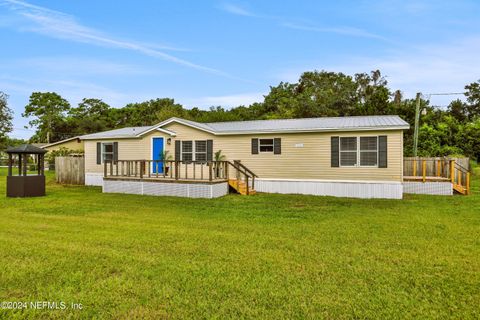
[273,138,281,154]
[96,142,101,164]
[251,138,259,154]
[175,140,181,161]
[113,142,118,163]
[207,140,213,161]
[379,136,388,168]
[331,136,339,167]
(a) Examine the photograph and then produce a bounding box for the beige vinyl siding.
[85,122,404,182]
[44,140,84,152]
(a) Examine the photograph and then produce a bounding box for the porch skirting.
[103,178,228,199]
[403,181,453,195]
[85,173,104,186]
[255,178,403,199]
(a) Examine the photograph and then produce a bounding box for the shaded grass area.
[0,168,479,319]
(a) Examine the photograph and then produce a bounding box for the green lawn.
[0,168,479,319]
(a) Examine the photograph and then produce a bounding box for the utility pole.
[413,92,421,157]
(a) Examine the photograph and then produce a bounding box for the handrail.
[104,160,229,182]
[227,161,249,178]
[227,160,256,194]
[454,162,470,173]
[233,160,257,177]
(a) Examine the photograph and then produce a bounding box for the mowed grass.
[0,168,479,319]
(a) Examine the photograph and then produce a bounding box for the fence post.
[413,159,417,176]
[422,160,426,182]
[140,161,144,179]
[450,160,455,184]
[175,161,179,180]
[466,172,470,195]
[209,162,213,181]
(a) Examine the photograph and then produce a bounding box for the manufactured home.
[79,115,412,199]
[41,136,84,153]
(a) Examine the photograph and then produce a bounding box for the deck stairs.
[228,179,256,195]
[403,158,471,195]
[227,160,257,195]
[453,183,468,195]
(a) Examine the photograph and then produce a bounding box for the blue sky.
[1,0,480,139]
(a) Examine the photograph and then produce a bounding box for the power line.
[426,92,466,96]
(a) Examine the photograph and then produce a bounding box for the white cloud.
[179,92,265,108]
[219,2,386,40]
[219,3,255,17]
[1,0,228,76]
[275,36,480,106]
[282,22,388,41]
[0,56,154,76]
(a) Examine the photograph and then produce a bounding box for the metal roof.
[203,115,409,134]
[80,115,409,139]
[80,126,153,140]
[7,144,48,154]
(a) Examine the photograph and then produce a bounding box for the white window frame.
[181,141,193,162]
[195,140,207,162]
[339,137,358,167]
[258,138,274,153]
[181,140,207,162]
[339,136,379,168]
[359,136,379,167]
[102,142,114,164]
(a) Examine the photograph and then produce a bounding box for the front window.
[195,140,207,162]
[340,137,357,166]
[360,137,378,166]
[182,141,193,162]
[102,143,114,163]
[339,136,379,167]
[259,139,274,152]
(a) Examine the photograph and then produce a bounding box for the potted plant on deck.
[214,150,226,178]
[159,150,173,175]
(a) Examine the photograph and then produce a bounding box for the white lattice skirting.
[403,181,453,195]
[103,179,228,199]
[255,179,403,199]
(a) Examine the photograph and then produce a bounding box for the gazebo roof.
[6,144,48,154]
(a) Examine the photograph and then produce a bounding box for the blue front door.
[152,137,164,173]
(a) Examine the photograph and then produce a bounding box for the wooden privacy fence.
[403,157,470,195]
[55,156,85,185]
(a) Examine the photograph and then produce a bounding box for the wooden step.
[453,184,467,195]
[228,179,256,195]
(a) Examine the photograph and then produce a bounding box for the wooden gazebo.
[6,144,47,197]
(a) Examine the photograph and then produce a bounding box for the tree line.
[1,70,480,160]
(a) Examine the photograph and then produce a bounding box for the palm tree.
[159,150,172,174]
[214,150,226,178]
[214,150,226,161]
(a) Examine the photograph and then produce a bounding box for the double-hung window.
[182,141,193,162]
[195,140,207,162]
[340,137,357,166]
[259,139,274,152]
[181,140,207,161]
[360,137,378,166]
[339,136,379,167]
[102,142,114,163]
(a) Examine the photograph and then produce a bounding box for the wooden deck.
[104,175,227,184]
[104,159,258,195]
[403,158,470,195]
[403,176,450,182]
